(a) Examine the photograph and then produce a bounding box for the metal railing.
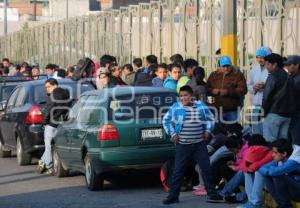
[0,0,300,72]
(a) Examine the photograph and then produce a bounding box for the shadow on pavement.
[0,174,52,186]
[0,170,36,178]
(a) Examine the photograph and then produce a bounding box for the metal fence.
[1,0,300,72]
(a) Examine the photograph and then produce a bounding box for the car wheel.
[53,147,69,177]
[16,137,32,166]
[84,155,103,191]
[0,140,11,158]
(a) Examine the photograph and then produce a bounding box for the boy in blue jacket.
[259,139,300,208]
[163,63,181,90]
[162,85,223,204]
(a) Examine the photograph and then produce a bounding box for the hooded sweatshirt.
[163,76,178,90]
[259,145,300,182]
[240,145,273,172]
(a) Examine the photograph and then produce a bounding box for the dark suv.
[0,78,93,165]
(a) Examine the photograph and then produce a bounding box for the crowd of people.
[1,46,300,208]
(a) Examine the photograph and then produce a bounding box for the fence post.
[221,0,238,66]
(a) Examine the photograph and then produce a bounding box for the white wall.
[49,0,90,20]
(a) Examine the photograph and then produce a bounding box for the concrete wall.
[100,0,151,10]
[49,0,90,20]
[0,21,21,35]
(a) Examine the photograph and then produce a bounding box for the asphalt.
[0,157,237,208]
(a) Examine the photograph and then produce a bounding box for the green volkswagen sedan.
[53,87,178,191]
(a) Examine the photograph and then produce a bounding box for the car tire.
[84,155,104,191]
[16,137,32,166]
[0,140,11,158]
[53,147,69,177]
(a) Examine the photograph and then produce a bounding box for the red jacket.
[240,145,273,172]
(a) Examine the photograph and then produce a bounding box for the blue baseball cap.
[256,47,272,58]
[219,56,232,67]
[284,55,300,65]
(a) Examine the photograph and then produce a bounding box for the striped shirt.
[179,105,204,144]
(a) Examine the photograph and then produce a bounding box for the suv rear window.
[109,93,178,120]
[34,84,92,104]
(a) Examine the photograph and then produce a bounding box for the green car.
[53,87,178,191]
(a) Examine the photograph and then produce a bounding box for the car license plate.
[141,128,163,140]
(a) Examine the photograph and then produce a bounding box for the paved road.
[0,157,237,208]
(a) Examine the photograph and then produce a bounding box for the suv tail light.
[26,105,43,124]
[97,124,119,141]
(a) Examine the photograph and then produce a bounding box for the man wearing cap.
[247,47,272,135]
[207,56,247,123]
[284,55,300,145]
[262,53,295,142]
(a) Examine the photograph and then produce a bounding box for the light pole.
[4,0,8,35]
[221,0,237,66]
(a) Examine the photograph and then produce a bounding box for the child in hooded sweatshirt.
[237,134,273,208]
[163,63,181,90]
[259,139,300,208]
[218,134,267,204]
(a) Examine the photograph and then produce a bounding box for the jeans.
[222,111,239,123]
[263,113,291,142]
[220,170,247,202]
[168,142,216,199]
[289,115,300,145]
[244,171,264,206]
[40,125,56,169]
[264,175,300,208]
[250,107,263,135]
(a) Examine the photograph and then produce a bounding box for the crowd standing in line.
[1,48,300,208]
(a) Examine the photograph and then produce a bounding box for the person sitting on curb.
[259,139,300,208]
[237,134,273,208]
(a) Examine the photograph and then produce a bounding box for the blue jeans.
[40,125,56,168]
[250,107,263,135]
[220,170,247,202]
[244,172,264,206]
[222,111,239,123]
[168,142,216,199]
[264,175,300,208]
[289,115,300,145]
[263,113,291,142]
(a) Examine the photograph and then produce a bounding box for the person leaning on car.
[37,78,70,175]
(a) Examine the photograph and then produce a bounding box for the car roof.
[0,75,47,83]
[82,87,178,97]
[18,78,78,87]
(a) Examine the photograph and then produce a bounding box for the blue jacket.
[259,145,300,182]
[162,101,215,140]
[163,76,177,90]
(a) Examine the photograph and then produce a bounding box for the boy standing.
[162,85,223,204]
[152,63,168,87]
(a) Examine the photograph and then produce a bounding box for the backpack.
[72,58,94,81]
[160,160,174,192]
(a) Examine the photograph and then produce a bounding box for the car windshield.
[34,84,92,104]
[109,93,178,120]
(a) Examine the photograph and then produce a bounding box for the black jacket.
[293,72,300,116]
[42,87,71,128]
[262,68,294,117]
